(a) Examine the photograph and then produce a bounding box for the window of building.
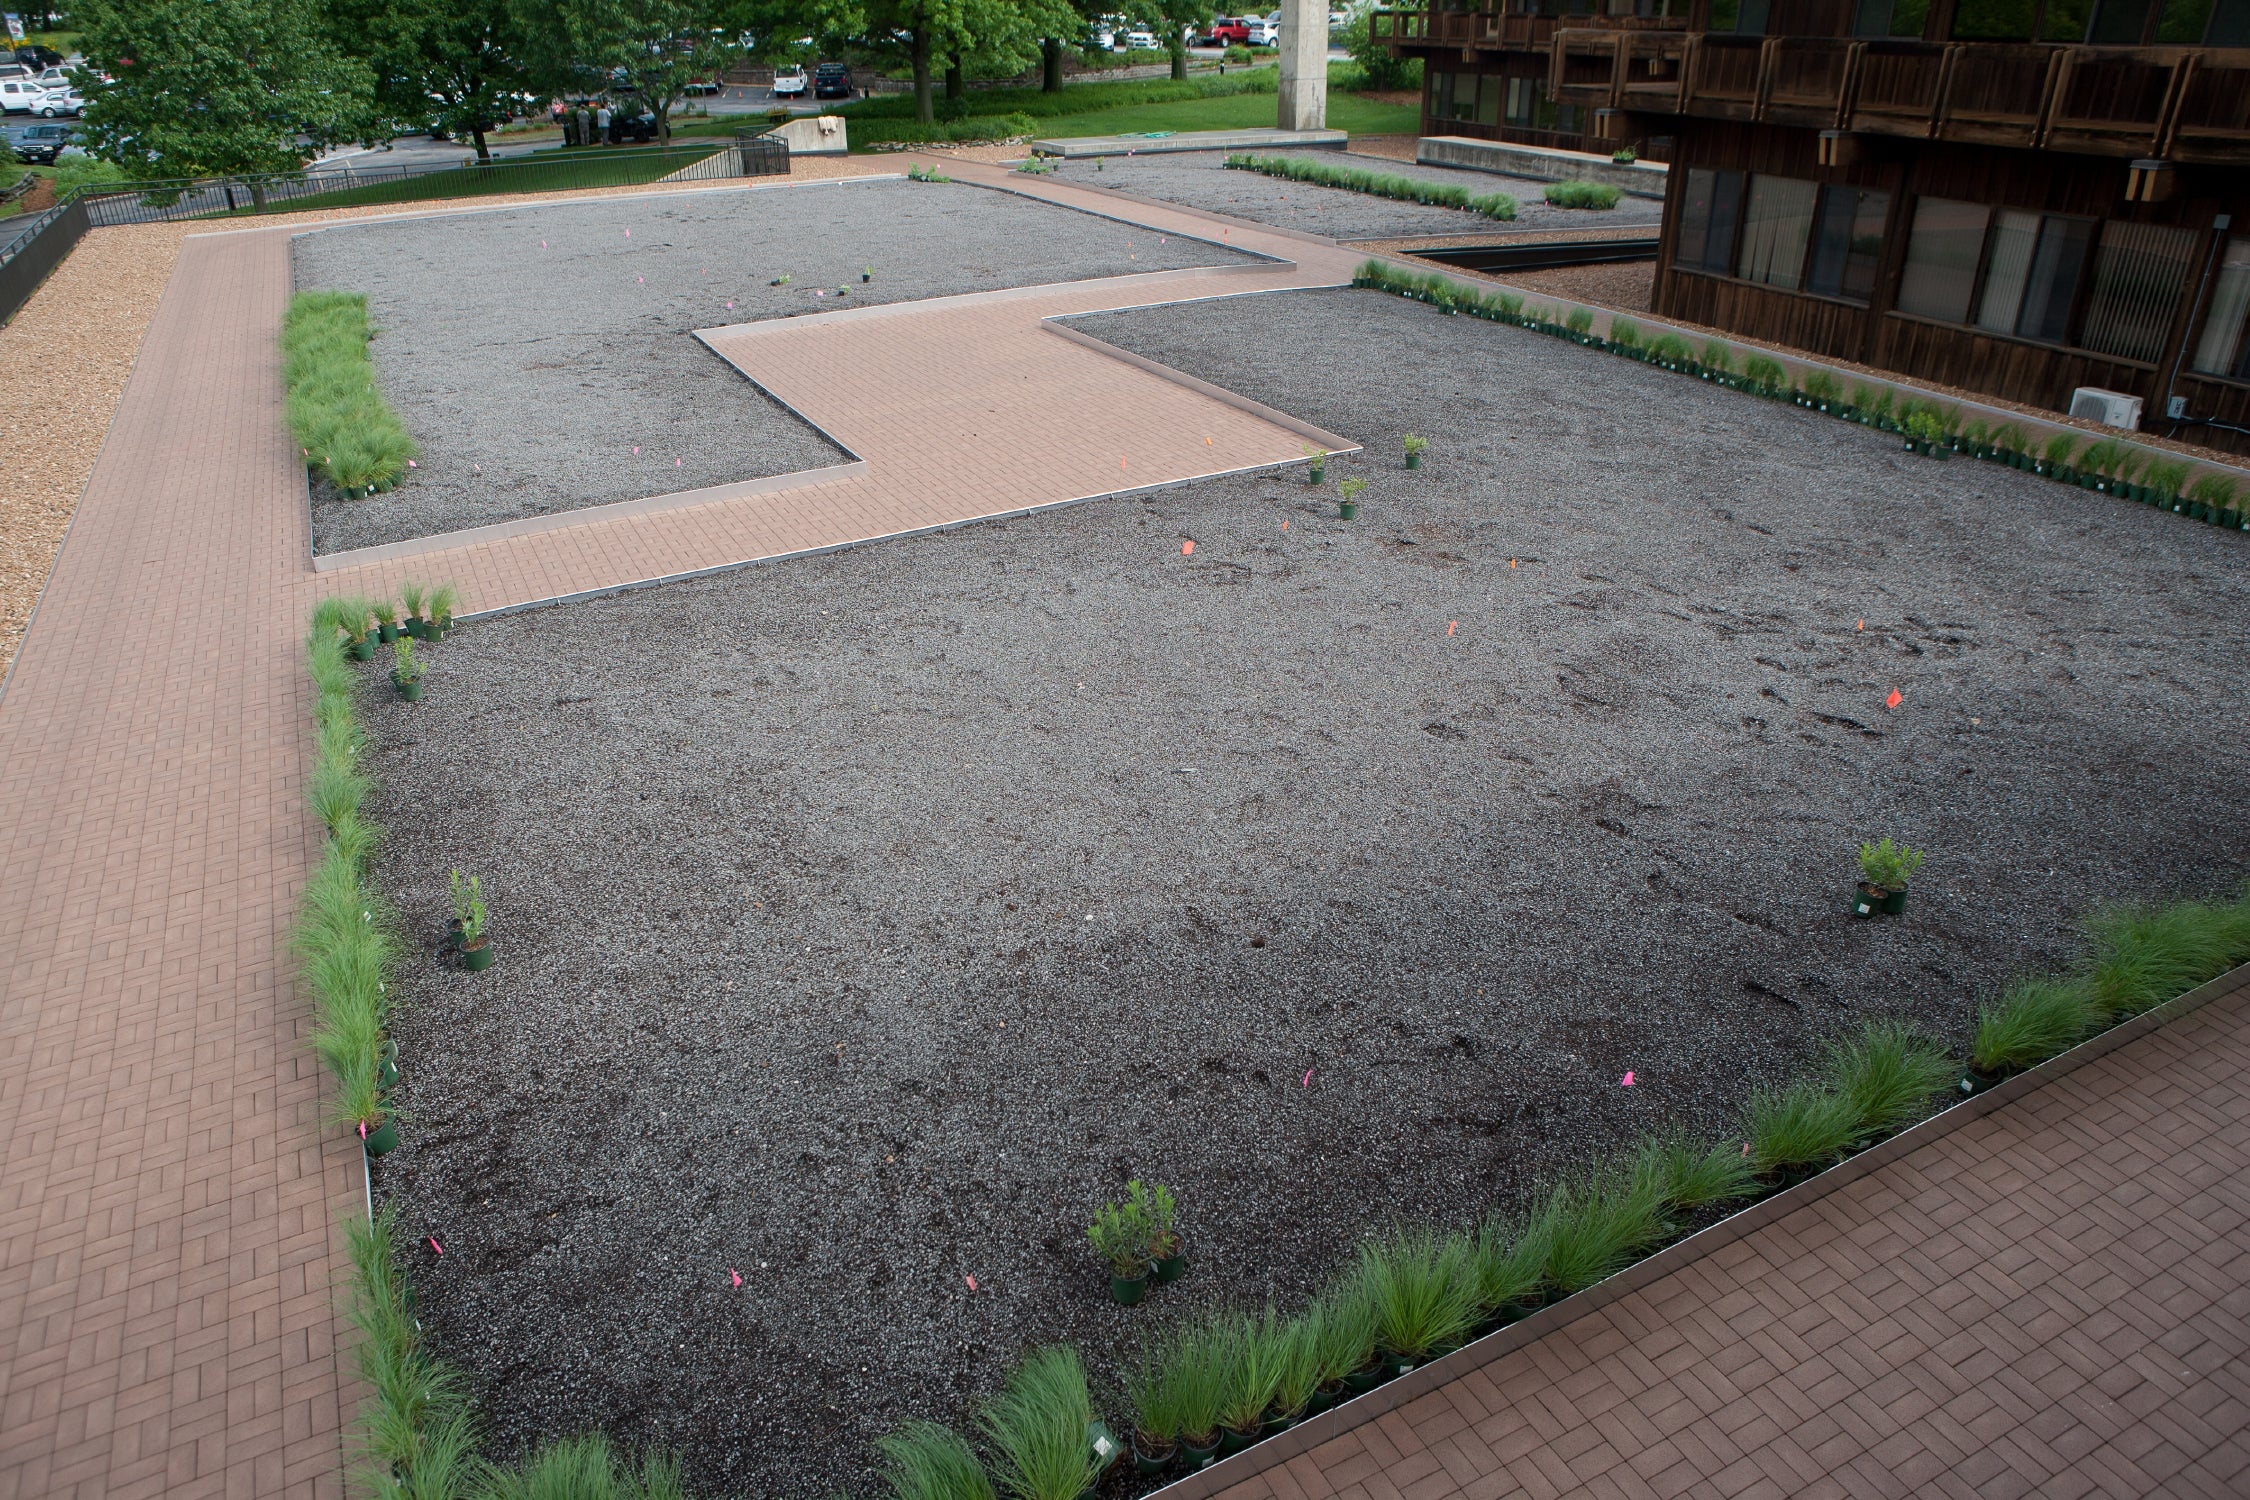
[1477,75,1502,126]
[1676,168,1744,275]
[2157,0,2215,38]
[2078,221,2197,364]
[1977,211,2092,343]
[1736,176,1819,291]
[1951,0,2038,37]
[2086,0,2153,40]
[2205,0,2250,43]
[1896,197,1990,323]
[1806,186,1891,303]
[2191,237,2250,381]
[2039,0,2096,38]
[1853,0,1932,34]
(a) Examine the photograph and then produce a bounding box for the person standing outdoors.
[596,102,613,145]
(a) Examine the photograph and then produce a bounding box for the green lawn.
[1029,90,1418,138]
[210,145,724,216]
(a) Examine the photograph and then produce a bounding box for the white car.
[0,77,46,113]
[1122,26,1157,48]
[1245,17,1279,45]
[770,66,806,98]
[35,87,82,117]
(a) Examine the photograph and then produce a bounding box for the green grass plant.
[878,1420,998,1500]
[1700,339,1734,373]
[1229,152,1516,219]
[1971,976,2102,1075]
[1565,305,1594,334]
[1121,1342,1185,1452]
[1743,1082,1859,1175]
[1269,1309,1323,1420]
[283,291,417,495]
[2143,457,2190,499]
[2188,472,2241,508]
[1543,180,1621,209]
[826,67,1278,122]
[977,1346,1098,1500]
[1649,332,1692,365]
[1607,317,1640,349]
[859,111,1038,145]
[1163,1318,1233,1448]
[1742,353,1787,392]
[1634,1130,1756,1211]
[1822,1021,1954,1135]
[1470,1201,1556,1312]
[1356,1229,1479,1359]
[1307,1284,1377,1386]
[2085,897,2250,1019]
[2042,430,2081,468]
[1216,1309,1288,1433]
[1542,1174,1667,1294]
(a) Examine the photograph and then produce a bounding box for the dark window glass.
[1891,0,1931,32]
[2191,237,2250,380]
[2206,0,2250,42]
[1710,0,1742,25]
[1676,168,1745,275]
[1736,0,1773,29]
[1863,0,1931,31]
[2079,220,2197,363]
[1952,0,2037,36]
[1806,186,1891,303]
[2039,0,2096,38]
[1736,175,1819,290]
[1854,0,1894,34]
[2087,0,2153,39]
[1897,197,1989,322]
[2017,216,2093,343]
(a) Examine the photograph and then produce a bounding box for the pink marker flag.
[730,1268,742,1288]
[624,228,631,236]
[726,300,734,309]
[1621,1071,1636,1087]
[1181,540,1194,555]
[428,1237,444,1255]
[633,446,640,455]
[1447,620,1456,636]
[1885,689,1903,708]
[675,458,683,467]
[541,239,548,248]
[965,1274,978,1291]
[638,276,645,283]
[1302,1069,1314,1087]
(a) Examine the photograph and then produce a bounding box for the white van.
[0,77,49,113]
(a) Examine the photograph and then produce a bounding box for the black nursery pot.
[1852,883,1883,919]
[1131,1436,1175,1475]
[1154,1251,1186,1284]
[1958,1066,2004,1097]
[1181,1434,1220,1469]
[1110,1271,1149,1306]
[377,623,399,643]
[462,940,495,971]
[362,1121,400,1157]
[445,917,464,951]
[1882,887,1909,916]
[348,638,374,661]
[1308,464,1325,485]
[1218,1422,1263,1456]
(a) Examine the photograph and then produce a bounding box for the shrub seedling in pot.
[1304,445,1327,485]
[1088,1192,1152,1304]
[427,583,459,640]
[388,637,425,701]
[1855,838,1925,916]
[1403,433,1428,470]
[1337,476,1367,521]
[1138,1180,1184,1282]
[399,581,431,639]
[450,869,493,970]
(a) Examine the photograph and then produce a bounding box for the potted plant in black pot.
[1215,1310,1283,1455]
[1269,1315,1321,1432]
[389,637,425,701]
[1122,1345,1183,1475]
[1171,1319,1229,1470]
[1403,433,1428,470]
[1471,1206,1554,1329]
[452,870,494,971]
[1089,1192,1151,1305]
[1963,977,2099,1095]
[372,600,400,644]
[1305,445,1328,485]
[1856,838,1925,916]
[400,582,431,640]
[428,583,460,641]
[1141,1181,1185,1283]
[1338,476,1366,521]
[1359,1229,1478,1381]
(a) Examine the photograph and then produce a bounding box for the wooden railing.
[1376,5,1685,55]
[1559,36,2250,162]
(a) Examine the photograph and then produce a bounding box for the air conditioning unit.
[2069,387,2143,430]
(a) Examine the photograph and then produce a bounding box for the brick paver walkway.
[3,157,2245,1500]
[1204,973,2250,1500]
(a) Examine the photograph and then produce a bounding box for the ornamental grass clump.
[1162,1318,1232,1457]
[1970,976,2102,1078]
[1607,317,1641,350]
[1743,1081,1860,1178]
[1471,1201,1557,1315]
[2085,897,2250,1020]
[1541,1172,1668,1294]
[481,1434,688,1500]
[1356,1229,1479,1363]
[1307,1283,1378,1391]
[977,1346,1100,1500]
[282,290,417,497]
[1215,1309,1287,1441]
[1269,1310,1323,1424]
[1544,179,1621,209]
[1648,332,1692,366]
[1742,353,1788,393]
[345,1208,480,1495]
[1633,1129,1756,1211]
[1822,1021,1954,1137]
[879,1421,997,1500]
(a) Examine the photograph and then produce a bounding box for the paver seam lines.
[1016,176,1376,255]
[1147,959,2250,1500]
[937,168,1296,265]
[403,448,1361,624]
[1041,314,1357,454]
[308,459,875,573]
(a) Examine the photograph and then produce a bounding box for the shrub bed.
[282,291,416,498]
[1224,152,1517,220]
[1542,180,1622,210]
[837,69,1276,123]
[861,111,1039,146]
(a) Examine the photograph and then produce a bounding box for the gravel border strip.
[1158,954,2250,1500]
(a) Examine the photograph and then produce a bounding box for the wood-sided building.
[1380,0,2250,454]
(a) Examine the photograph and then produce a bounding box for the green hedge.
[836,67,1276,122]
[860,111,1039,145]
[282,291,416,496]
[1224,152,1517,221]
[1543,180,1622,210]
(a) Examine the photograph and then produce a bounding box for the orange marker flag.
[1509,558,1518,569]
[1182,541,1194,555]
[1447,620,1457,636]
[1857,618,1866,631]
[1885,689,1903,708]
[1280,519,1289,531]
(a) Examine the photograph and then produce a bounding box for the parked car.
[13,45,64,70]
[1121,26,1156,48]
[1244,16,1279,45]
[0,77,50,112]
[681,76,722,96]
[34,87,82,117]
[6,120,74,164]
[771,65,807,97]
[812,61,853,99]
[1087,23,1115,48]
[1200,16,1252,44]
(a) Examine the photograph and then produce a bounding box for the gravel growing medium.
[1053,148,1664,240]
[362,287,2250,1494]
[292,177,1245,554]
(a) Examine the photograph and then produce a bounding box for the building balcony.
[1373,6,1686,58]
[1550,34,2250,163]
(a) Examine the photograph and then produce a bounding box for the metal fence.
[0,197,89,326]
[73,137,789,227]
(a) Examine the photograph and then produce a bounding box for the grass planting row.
[1354,260,2250,525]
[282,291,417,498]
[1224,152,1517,221]
[1542,180,1621,210]
[293,578,2250,1495]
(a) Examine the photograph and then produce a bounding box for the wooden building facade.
[1378,0,2250,454]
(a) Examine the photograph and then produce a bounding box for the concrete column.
[1276,0,1329,131]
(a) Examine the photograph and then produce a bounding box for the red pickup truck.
[1199,16,1252,44]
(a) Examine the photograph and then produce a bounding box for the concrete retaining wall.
[1417,136,1669,199]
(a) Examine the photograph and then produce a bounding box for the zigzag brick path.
[1207,980,2250,1500]
[3,156,2244,1500]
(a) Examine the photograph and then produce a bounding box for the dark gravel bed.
[292,177,1244,554]
[362,286,2250,1495]
[1049,148,1663,240]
